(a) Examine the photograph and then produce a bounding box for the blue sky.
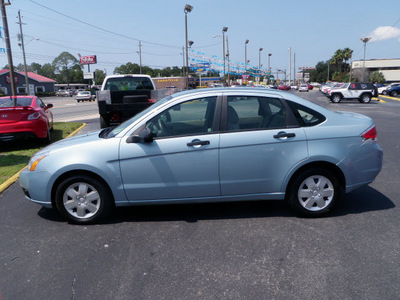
[2,0,400,76]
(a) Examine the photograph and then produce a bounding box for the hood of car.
[38,130,105,154]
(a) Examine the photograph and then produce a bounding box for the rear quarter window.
[287,100,326,127]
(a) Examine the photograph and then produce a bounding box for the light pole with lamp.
[222,26,228,85]
[258,48,263,83]
[361,37,371,82]
[184,4,193,89]
[245,39,249,72]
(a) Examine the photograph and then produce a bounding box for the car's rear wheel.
[331,94,341,103]
[360,94,371,103]
[382,90,387,95]
[55,175,113,224]
[287,167,341,217]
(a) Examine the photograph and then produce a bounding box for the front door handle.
[187,140,210,147]
[273,132,296,139]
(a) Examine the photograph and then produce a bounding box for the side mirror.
[127,127,154,144]
[46,103,53,109]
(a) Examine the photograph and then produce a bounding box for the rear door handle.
[273,132,296,139]
[187,140,210,147]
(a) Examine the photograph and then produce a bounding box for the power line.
[28,0,181,49]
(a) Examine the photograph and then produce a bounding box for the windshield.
[105,95,174,138]
[104,76,154,91]
[0,97,33,107]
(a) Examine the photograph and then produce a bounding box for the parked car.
[386,85,400,97]
[298,84,309,92]
[278,85,290,90]
[379,83,400,95]
[19,88,382,223]
[290,85,299,90]
[0,96,53,142]
[328,82,378,103]
[76,91,93,102]
[19,88,383,223]
[56,90,68,97]
[306,84,314,90]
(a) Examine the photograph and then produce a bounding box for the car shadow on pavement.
[37,186,394,225]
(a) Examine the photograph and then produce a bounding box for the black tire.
[55,175,113,224]
[360,93,371,103]
[100,115,109,128]
[382,90,387,95]
[330,94,341,103]
[286,167,342,217]
[391,91,398,97]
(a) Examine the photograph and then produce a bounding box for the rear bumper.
[0,120,47,140]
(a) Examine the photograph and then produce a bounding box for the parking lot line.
[379,95,400,102]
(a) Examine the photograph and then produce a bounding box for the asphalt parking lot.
[0,90,399,299]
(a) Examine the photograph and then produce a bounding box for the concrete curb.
[0,123,87,194]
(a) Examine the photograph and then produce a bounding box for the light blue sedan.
[19,88,383,223]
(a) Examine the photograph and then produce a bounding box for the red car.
[306,84,314,90]
[0,96,53,142]
[278,85,290,91]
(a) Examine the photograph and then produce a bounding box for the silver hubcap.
[63,182,100,219]
[297,175,334,211]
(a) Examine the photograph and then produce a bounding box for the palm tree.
[342,48,353,71]
[332,49,345,73]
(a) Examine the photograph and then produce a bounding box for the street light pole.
[184,4,193,89]
[361,37,371,82]
[245,39,249,73]
[1,0,17,97]
[222,27,228,85]
[288,47,291,86]
[259,48,263,80]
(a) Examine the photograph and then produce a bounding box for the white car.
[75,91,93,102]
[299,84,309,92]
[378,83,400,95]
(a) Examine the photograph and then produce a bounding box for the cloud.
[369,26,400,42]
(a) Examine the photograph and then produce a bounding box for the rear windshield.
[104,77,154,91]
[0,97,33,107]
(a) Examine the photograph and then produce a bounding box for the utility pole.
[17,10,30,95]
[1,0,17,97]
[293,52,296,85]
[288,47,291,86]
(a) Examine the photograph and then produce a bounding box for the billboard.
[80,55,97,65]
[190,63,210,74]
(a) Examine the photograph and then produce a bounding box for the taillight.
[148,99,154,103]
[362,126,377,141]
[27,112,40,120]
[111,113,120,122]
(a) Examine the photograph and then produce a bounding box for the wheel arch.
[51,169,115,208]
[284,161,345,198]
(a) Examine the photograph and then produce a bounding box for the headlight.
[28,153,49,171]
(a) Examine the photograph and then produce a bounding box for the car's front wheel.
[382,90,387,95]
[391,91,398,97]
[287,167,341,217]
[55,175,113,224]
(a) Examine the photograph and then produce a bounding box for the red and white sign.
[80,55,97,65]
[6,75,19,84]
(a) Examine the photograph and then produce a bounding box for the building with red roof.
[0,69,56,95]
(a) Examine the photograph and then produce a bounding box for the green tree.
[30,62,42,74]
[40,63,56,79]
[94,69,106,85]
[369,71,385,83]
[52,52,81,84]
[114,62,140,75]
